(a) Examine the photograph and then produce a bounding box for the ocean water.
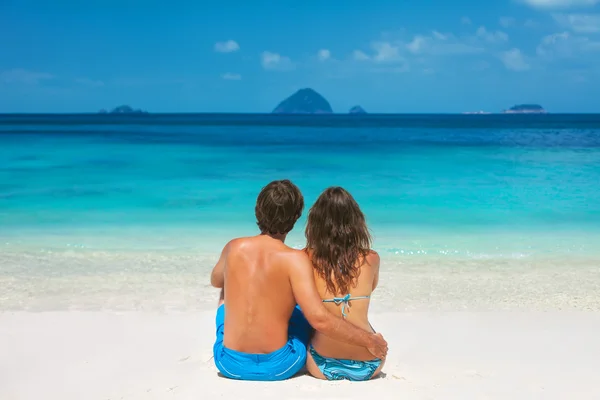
[2,114,600,311]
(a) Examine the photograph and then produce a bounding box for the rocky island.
[99,105,147,114]
[272,88,333,114]
[503,104,546,114]
[349,105,367,114]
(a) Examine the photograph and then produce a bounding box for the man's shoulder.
[276,246,308,258]
[223,236,255,249]
[273,247,311,270]
[217,237,254,258]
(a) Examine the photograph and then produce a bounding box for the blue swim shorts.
[213,304,311,381]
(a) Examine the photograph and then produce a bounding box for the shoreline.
[2,248,599,312]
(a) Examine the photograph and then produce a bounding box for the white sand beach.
[1,310,600,400]
[1,248,600,399]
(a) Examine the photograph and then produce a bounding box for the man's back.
[210,180,386,381]
[223,235,300,353]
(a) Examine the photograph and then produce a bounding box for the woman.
[304,187,384,381]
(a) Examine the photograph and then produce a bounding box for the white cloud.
[476,26,509,43]
[500,17,517,28]
[221,72,241,80]
[371,41,403,62]
[553,13,600,32]
[500,48,531,71]
[407,36,427,53]
[406,32,484,55]
[461,16,472,25]
[537,31,600,58]
[349,42,407,70]
[537,31,572,57]
[317,49,331,61]
[351,26,513,72]
[432,31,448,40]
[352,50,370,61]
[75,77,104,87]
[261,51,294,70]
[0,68,54,84]
[521,0,599,8]
[214,40,240,53]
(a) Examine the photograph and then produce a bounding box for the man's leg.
[213,303,225,353]
[213,289,225,362]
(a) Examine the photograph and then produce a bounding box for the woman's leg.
[306,343,385,381]
[305,349,327,380]
[370,358,386,380]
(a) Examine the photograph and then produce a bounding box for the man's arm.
[210,241,231,289]
[287,252,388,359]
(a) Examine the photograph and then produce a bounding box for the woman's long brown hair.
[305,187,372,294]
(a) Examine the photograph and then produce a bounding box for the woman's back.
[310,251,380,361]
[304,186,384,381]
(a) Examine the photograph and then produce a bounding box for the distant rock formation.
[503,104,546,114]
[349,105,367,114]
[99,105,147,114]
[272,88,333,114]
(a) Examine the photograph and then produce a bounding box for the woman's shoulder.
[363,250,380,266]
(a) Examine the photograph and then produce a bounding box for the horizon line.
[3,112,600,116]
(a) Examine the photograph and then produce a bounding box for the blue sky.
[1,0,600,113]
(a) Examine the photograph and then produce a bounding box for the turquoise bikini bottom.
[309,345,381,381]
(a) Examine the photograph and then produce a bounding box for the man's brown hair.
[255,180,304,235]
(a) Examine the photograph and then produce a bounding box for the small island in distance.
[271,88,366,114]
[270,89,547,115]
[272,88,333,114]
[463,104,547,115]
[96,95,547,115]
[98,105,147,114]
[502,104,547,114]
[349,105,367,114]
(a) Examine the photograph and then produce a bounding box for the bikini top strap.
[322,294,370,318]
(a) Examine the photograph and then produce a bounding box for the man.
[210,179,388,381]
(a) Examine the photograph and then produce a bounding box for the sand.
[2,248,600,399]
[1,310,599,400]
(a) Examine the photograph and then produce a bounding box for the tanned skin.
[211,233,388,358]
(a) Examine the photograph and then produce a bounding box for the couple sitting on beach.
[210,180,387,381]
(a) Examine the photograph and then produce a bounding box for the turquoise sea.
[2,114,600,311]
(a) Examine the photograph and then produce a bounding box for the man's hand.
[367,333,388,359]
